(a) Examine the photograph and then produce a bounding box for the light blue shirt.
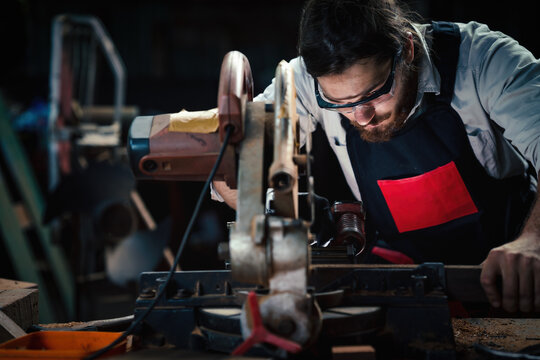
[255,21,540,201]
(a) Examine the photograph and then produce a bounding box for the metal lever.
[268,60,299,218]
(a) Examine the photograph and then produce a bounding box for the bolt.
[139,287,156,299]
[142,159,157,172]
[332,201,366,217]
[174,288,192,299]
[272,172,292,191]
[276,318,296,337]
[395,286,409,296]
[265,103,274,113]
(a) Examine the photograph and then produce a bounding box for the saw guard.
[217,51,254,144]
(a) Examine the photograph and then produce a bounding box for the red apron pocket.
[377,161,478,233]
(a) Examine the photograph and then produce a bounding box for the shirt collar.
[414,23,441,95]
[405,23,441,119]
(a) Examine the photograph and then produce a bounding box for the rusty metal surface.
[230,60,320,349]
[229,101,269,285]
[263,217,320,346]
[267,217,308,291]
[332,201,366,253]
[239,292,322,348]
[268,60,299,219]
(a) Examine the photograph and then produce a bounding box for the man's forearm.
[520,170,540,236]
[212,180,238,210]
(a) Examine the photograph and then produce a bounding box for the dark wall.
[0,0,304,114]
[411,0,539,58]
[1,0,538,114]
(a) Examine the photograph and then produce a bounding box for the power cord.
[85,125,234,359]
[474,343,540,359]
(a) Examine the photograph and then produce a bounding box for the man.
[213,0,540,313]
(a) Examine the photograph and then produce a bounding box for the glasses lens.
[369,87,394,105]
[352,89,395,123]
[318,91,354,113]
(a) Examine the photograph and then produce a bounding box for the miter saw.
[127,51,488,359]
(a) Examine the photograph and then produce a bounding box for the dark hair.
[298,0,421,77]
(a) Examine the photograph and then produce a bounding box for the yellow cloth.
[168,108,219,133]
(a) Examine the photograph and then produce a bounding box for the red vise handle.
[231,292,302,356]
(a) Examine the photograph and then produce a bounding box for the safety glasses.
[314,48,402,118]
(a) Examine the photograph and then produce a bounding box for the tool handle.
[217,51,254,144]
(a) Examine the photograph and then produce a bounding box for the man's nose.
[354,106,376,126]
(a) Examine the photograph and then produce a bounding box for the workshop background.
[0,0,538,325]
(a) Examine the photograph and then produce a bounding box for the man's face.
[317,55,415,142]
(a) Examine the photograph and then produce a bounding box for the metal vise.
[128,51,321,352]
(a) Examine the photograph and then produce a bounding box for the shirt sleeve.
[210,181,225,202]
[469,22,540,174]
[254,57,320,148]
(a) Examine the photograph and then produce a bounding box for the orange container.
[0,331,126,359]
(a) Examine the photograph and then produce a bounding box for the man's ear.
[405,32,414,63]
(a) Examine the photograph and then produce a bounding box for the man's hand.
[480,234,540,312]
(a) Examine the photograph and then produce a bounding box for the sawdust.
[38,321,85,329]
[453,318,540,359]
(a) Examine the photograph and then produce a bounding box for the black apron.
[343,21,534,265]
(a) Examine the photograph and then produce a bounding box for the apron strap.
[431,21,461,104]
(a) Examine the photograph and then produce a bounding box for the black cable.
[85,125,234,359]
[474,343,540,360]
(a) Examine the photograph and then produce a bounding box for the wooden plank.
[0,286,38,343]
[0,310,26,343]
[332,345,376,360]
[0,279,37,291]
[311,264,489,303]
[0,280,38,337]
[0,289,39,327]
[130,190,156,230]
[445,265,488,303]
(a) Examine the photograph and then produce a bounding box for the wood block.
[332,345,376,360]
[0,310,26,341]
[0,279,39,343]
[0,279,38,291]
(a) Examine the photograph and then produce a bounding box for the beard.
[353,65,418,143]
